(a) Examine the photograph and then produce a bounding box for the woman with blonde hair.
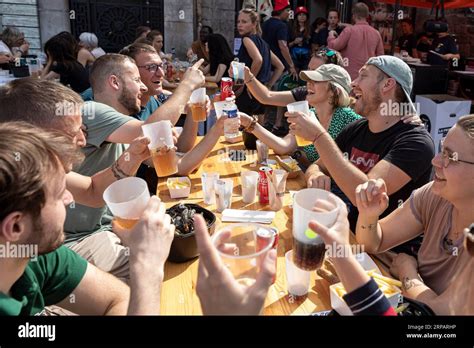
[239,64,359,167]
[235,8,284,115]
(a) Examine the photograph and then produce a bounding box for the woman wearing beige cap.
[239,63,360,168]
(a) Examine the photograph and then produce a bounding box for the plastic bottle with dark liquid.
[292,236,326,271]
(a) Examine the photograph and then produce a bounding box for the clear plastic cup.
[212,223,275,286]
[215,178,234,213]
[142,120,174,149]
[273,169,287,195]
[103,177,150,229]
[287,100,310,115]
[190,87,207,122]
[142,121,177,177]
[241,171,259,204]
[287,101,312,147]
[231,61,245,85]
[256,140,269,164]
[285,250,311,299]
[213,101,227,118]
[201,172,219,205]
[292,188,340,271]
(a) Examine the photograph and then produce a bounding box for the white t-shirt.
[0,40,12,55]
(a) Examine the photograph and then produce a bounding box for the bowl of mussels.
[166,203,216,263]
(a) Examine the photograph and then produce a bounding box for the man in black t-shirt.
[287,56,435,256]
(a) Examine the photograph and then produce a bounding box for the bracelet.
[244,74,255,84]
[244,116,258,133]
[111,160,130,180]
[312,131,328,144]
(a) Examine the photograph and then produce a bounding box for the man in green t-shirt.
[0,122,175,315]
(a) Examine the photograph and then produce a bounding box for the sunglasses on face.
[137,63,163,74]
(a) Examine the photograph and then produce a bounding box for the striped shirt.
[343,278,397,316]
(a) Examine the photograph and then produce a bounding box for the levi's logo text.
[349,148,380,173]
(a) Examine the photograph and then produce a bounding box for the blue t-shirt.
[262,17,290,70]
[237,34,272,84]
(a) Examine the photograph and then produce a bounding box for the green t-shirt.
[0,246,88,316]
[64,101,133,243]
[302,107,361,163]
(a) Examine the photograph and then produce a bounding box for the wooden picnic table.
[157,137,377,315]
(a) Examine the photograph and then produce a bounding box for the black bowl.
[166,203,216,263]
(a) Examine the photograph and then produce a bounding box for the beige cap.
[300,64,352,94]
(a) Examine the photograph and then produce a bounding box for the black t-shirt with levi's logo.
[333,119,435,255]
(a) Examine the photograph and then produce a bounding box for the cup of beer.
[287,101,313,147]
[103,177,150,229]
[190,87,207,122]
[142,121,178,177]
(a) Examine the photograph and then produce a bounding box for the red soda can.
[258,166,272,204]
[256,227,279,283]
[220,77,234,101]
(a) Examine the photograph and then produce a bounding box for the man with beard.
[0,78,158,284]
[0,122,175,315]
[287,55,434,257]
[65,53,228,281]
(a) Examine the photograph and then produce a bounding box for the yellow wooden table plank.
[157,136,333,315]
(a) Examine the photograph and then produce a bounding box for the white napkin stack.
[221,209,275,224]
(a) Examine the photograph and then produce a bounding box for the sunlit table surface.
[157,136,382,315]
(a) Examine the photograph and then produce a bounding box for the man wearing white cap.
[287,55,435,256]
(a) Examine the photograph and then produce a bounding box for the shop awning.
[376,0,474,9]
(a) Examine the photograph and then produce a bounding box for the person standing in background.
[310,17,328,53]
[235,8,284,116]
[79,32,106,59]
[312,9,345,49]
[134,26,151,42]
[327,2,384,80]
[191,26,213,67]
[289,6,311,72]
[262,0,296,80]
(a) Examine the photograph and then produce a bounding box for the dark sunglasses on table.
[137,63,164,73]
